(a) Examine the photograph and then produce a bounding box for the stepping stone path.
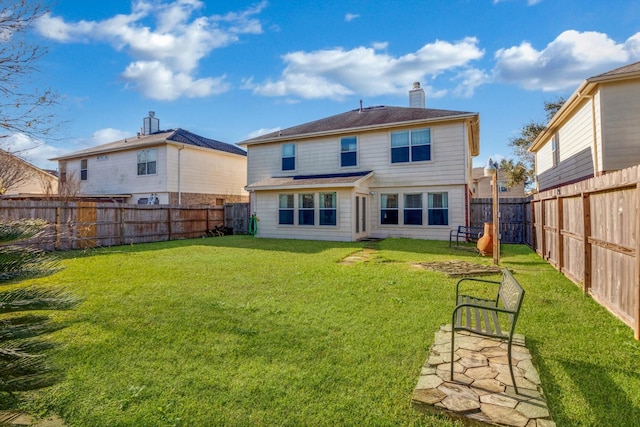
[412,325,556,427]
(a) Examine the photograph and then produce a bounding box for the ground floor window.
[381,193,399,224]
[379,191,449,226]
[299,193,315,225]
[319,192,337,225]
[428,192,448,225]
[279,194,294,225]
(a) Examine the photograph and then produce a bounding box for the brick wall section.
[168,192,249,206]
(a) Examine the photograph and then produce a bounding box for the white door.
[354,193,368,240]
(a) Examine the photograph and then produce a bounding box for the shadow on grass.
[528,339,640,426]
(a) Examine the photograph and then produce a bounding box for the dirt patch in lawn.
[411,260,502,277]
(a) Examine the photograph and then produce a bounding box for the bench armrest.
[455,277,500,298]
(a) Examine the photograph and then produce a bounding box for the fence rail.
[0,201,240,250]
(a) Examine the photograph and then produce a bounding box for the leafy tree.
[0,219,77,395]
[0,0,58,143]
[504,97,566,190]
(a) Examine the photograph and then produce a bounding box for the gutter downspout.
[588,94,600,175]
[177,145,185,205]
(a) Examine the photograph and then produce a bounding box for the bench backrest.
[498,268,525,314]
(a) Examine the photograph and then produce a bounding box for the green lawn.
[10,237,640,426]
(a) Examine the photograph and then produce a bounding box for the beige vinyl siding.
[536,99,595,190]
[252,188,354,241]
[166,145,247,196]
[600,81,640,171]
[66,146,168,195]
[247,121,468,187]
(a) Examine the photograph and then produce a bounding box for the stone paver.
[411,325,556,426]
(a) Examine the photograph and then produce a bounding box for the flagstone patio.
[412,325,556,427]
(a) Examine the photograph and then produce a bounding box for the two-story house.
[239,84,480,242]
[529,61,640,191]
[50,113,248,205]
[471,167,526,198]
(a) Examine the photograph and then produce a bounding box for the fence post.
[120,206,125,246]
[635,183,640,340]
[168,207,173,241]
[557,195,564,273]
[55,206,61,250]
[582,193,592,293]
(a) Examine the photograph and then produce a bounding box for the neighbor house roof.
[239,105,479,155]
[246,171,374,191]
[50,128,246,161]
[529,60,640,152]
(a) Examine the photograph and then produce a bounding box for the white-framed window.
[427,192,448,225]
[80,159,88,181]
[380,193,399,225]
[137,149,157,175]
[498,181,508,193]
[298,193,314,225]
[390,128,431,163]
[403,194,423,225]
[282,143,296,171]
[278,194,294,225]
[551,133,559,167]
[340,136,357,167]
[319,192,337,225]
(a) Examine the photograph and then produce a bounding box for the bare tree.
[0,0,58,143]
[0,149,34,194]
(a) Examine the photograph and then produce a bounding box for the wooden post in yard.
[635,183,640,340]
[557,195,564,273]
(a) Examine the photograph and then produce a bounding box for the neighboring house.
[0,150,58,197]
[529,61,640,192]
[239,84,480,242]
[50,113,248,205]
[471,167,526,198]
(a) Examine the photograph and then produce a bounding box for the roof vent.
[409,82,425,108]
[142,111,160,135]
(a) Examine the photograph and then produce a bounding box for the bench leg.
[507,337,519,394]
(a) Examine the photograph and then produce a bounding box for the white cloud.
[2,133,64,170]
[345,13,360,22]
[35,0,266,100]
[494,30,640,91]
[91,128,131,144]
[249,37,485,100]
[246,127,281,139]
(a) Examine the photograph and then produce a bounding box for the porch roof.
[246,171,374,191]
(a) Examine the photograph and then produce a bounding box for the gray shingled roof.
[241,105,477,145]
[590,60,640,80]
[50,128,246,160]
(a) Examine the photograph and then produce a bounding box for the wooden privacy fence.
[0,201,238,250]
[470,197,532,245]
[532,165,640,340]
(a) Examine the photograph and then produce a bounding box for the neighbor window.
[278,194,294,225]
[137,149,157,175]
[298,193,314,225]
[282,143,296,171]
[380,193,399,225]
[498,181,508,193]
[390,128,431,163]
[80,159,88,181]
[404,194,423,225]
[428,192,448,225]
[340,136,357,167]
[319,192,337,226]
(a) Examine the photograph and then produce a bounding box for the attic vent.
[143,111,160,135]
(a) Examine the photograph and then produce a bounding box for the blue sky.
[9,0,640,170]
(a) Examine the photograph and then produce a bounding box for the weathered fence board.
[470,197,530,244]
[0,201,248,250]
[532,164,640,339]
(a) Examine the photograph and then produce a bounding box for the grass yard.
[7,237,640,426]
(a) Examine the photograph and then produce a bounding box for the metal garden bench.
[449,225,483,247]
[450,268,525,394]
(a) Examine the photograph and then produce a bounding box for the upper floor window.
[380,193,399,225]
[551,133,559,167]
[319,192,337,226]
[340,136,357,167]
[278,194,294,225]
[428,192,448,225]
[403,194,423,225]
[138,149,157,175]
[282,143,296,171]
[390,128,431,163]
[80,159,88,181]
[298,193,314,225]
[498,181,508,193]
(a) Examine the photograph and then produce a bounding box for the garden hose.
[248,214,258,236]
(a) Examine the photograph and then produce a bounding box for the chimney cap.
[412,82,421,89]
